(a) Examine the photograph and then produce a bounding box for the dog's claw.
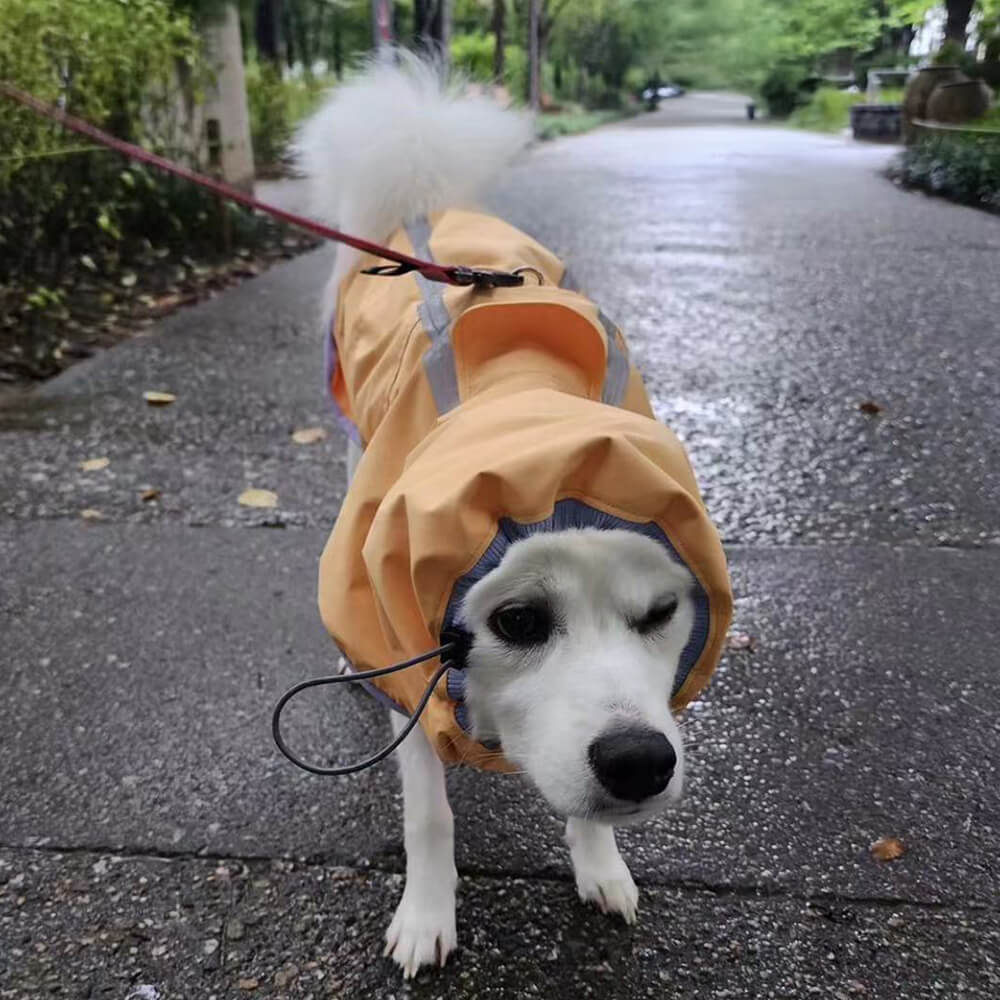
[580,872,639,924]
[384,882,457,977]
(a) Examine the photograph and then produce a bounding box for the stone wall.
[851,105,902,142]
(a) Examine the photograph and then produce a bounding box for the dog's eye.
[489,604,552,646]
[631,597,678,635]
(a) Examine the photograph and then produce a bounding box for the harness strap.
[402,221,633,415]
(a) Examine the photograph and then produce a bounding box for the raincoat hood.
[318,210,732,770]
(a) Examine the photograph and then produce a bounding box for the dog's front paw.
[566,818,639,924]
[384,881,457,978]
[573,858,639,924]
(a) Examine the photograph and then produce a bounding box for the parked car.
[641,83,686,104]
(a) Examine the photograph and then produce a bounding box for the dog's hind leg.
[565,816,639,924]
[384,711,458,977]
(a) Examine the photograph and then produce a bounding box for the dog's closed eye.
[629,596,679,636]
[488,603,553,646]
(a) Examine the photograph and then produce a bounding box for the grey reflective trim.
[562,272,629,407]
[597,310,630,406]
[405,217,462,413]
[559,267,581,292]
[405,217,451,334]
[423,334,462,412]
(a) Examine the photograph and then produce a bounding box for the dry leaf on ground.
[291,426,327,445]
[237,979,258,992]
[140,488,161,502]
[143,390,176,406]
[79,457,110,472]
[238,488,278,509]
[80,509,104,520]
[870,836,906,862]
[859,400,883,415]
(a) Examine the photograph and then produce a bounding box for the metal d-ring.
[512,266,545,286]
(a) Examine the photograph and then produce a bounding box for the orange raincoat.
[318,210,732,770]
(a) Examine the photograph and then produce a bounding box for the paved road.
[2,96,999,998]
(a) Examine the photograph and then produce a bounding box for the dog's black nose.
[588,728,676,802]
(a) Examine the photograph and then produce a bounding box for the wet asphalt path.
[2,95,999,998]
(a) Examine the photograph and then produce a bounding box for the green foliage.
[534,106,638,140]
[244,61,330,167]
[0,0,295,356]
[451,32,497,82]
[759,63,812,116]
[789,86,865,131]
[0,0,210,280]
[891,131,1000,210]
[932,39,980,74]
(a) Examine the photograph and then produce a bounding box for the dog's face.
[459,528,693,823]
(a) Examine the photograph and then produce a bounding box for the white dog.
[296,55,731,978]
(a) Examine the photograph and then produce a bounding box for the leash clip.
[447,266,526,289]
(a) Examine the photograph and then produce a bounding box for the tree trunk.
[944,0,975,44]
[492,0,505,80]
[332,8,343,79]
[282,1,295,69]
[255,0,282,66]
[414,0,449,49]
[528,0,540,108]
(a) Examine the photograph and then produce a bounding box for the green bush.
[0,0,218,284]
[535,106,638,140]
[244,61,331,169]
[451,32,496,83]
[788,87,865,132]
[890,132,1000,211]
[759,64,811,117]
[877,86,905,105]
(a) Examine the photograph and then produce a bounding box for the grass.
[535,106,639,141]
[788,87,866,132]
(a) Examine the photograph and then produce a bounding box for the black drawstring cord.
[271,642,456,776]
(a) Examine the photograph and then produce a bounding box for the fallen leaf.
[273,963,299,988]
[726,632,757,652]
[237,979,258,992]
[120,272,137,288]
[140,488,161,502]
[80,509,104,520]
[143,391,176,406]
[870,836,906,862]
[238,488,278,509]
[79,457,110,472]
[859,400,883,415]
[291,426,327,445]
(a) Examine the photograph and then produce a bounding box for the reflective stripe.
[561,270,629,407]
[405,216,450,334]
[404,229,631,415]
[405,217,461,413]
[597,310,630,407]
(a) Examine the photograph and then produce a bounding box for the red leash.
[0,82,524,289]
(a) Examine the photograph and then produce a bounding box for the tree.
[944,0,975,41]
[492,0,505,78]
[255,0,283,65]
[414,0,451,52]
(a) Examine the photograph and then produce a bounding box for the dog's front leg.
[383,711,458,977]
[565,816,638,924]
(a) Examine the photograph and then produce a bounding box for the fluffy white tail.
[295,53,534,245]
